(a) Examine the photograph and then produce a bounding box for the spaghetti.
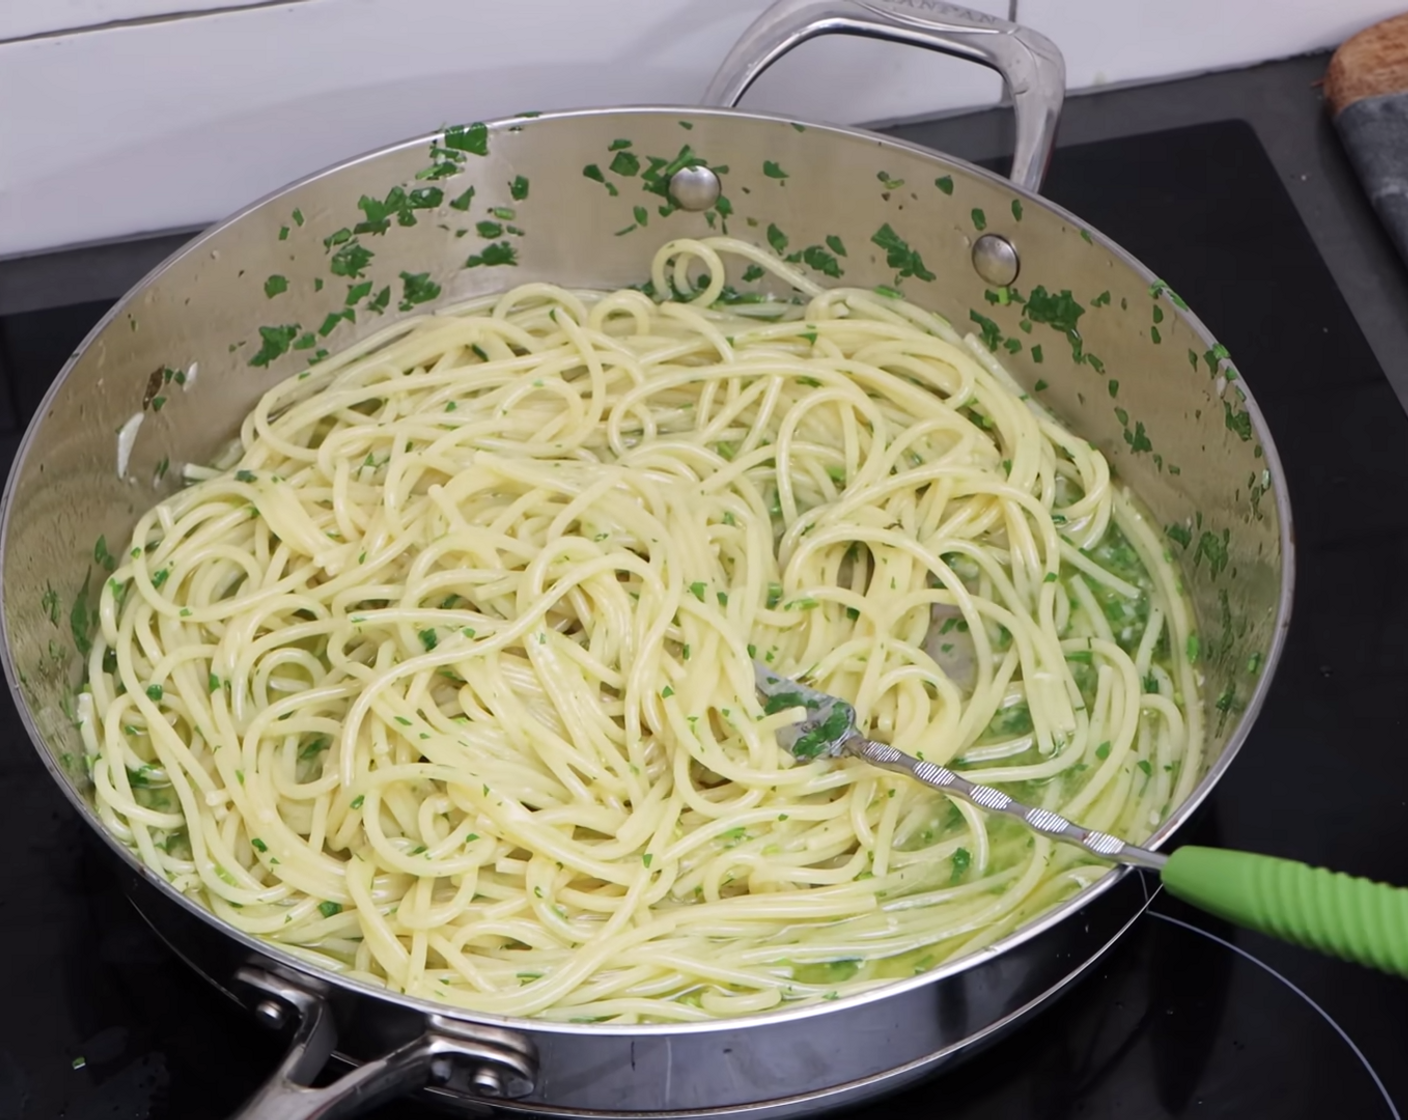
[80,236,1201,1022]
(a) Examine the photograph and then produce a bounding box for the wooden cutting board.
[1327,13,1408,267]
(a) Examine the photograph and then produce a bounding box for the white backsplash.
[0,0,1401,259]
[0,0,292,41]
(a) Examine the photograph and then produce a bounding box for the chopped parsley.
[1224,402,1253,441]
[399,271,442,311]
[969,310,1002,352]
[610,150,641,177]
[249,324,301,368]
[444,122,489,155]
[318,309,352,337]
[583,163,619,196]
[465,242,517,268]
[1024,285,1085,334]
[763,160,789,179]
[1204,343,1231,375]
[354,186,435,234]
[801,244,842,278]
[1194,529,1230,579]
[263,275,288,298]
[1149,278,1189,309]
[1124,421,1153,454]
[329,240,373,278]
[318,900,343,919]
[871,223,935,282]
[934,175,954,195]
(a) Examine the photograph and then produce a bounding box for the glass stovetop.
[1,119,1406,1119]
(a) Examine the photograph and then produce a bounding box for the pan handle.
[227,968,538,1120]
[701,0,1065,192]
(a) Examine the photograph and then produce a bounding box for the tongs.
[754,659,1408,979]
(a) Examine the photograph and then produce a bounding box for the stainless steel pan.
[0,2,1293,1116]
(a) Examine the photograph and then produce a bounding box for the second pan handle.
[700,0,1065,192]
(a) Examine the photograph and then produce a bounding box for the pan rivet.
[471,1066,506,1098]
[971,233,1020,287]
[669,165,721,211]
[429,1057,455,1085]
[254,999,286,1029]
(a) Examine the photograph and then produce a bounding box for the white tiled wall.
[0,0,293,41]
[1017,0,1404,91]
[0,0,1401,260]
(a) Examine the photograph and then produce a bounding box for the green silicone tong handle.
[1161,847,1408,977]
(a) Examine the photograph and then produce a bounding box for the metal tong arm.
[842,737,1168,871]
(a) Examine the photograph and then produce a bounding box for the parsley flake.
[444,122,489,156]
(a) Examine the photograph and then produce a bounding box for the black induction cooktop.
[1,118,1406,1120]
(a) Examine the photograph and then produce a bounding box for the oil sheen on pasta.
[80,237,1202,1022]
